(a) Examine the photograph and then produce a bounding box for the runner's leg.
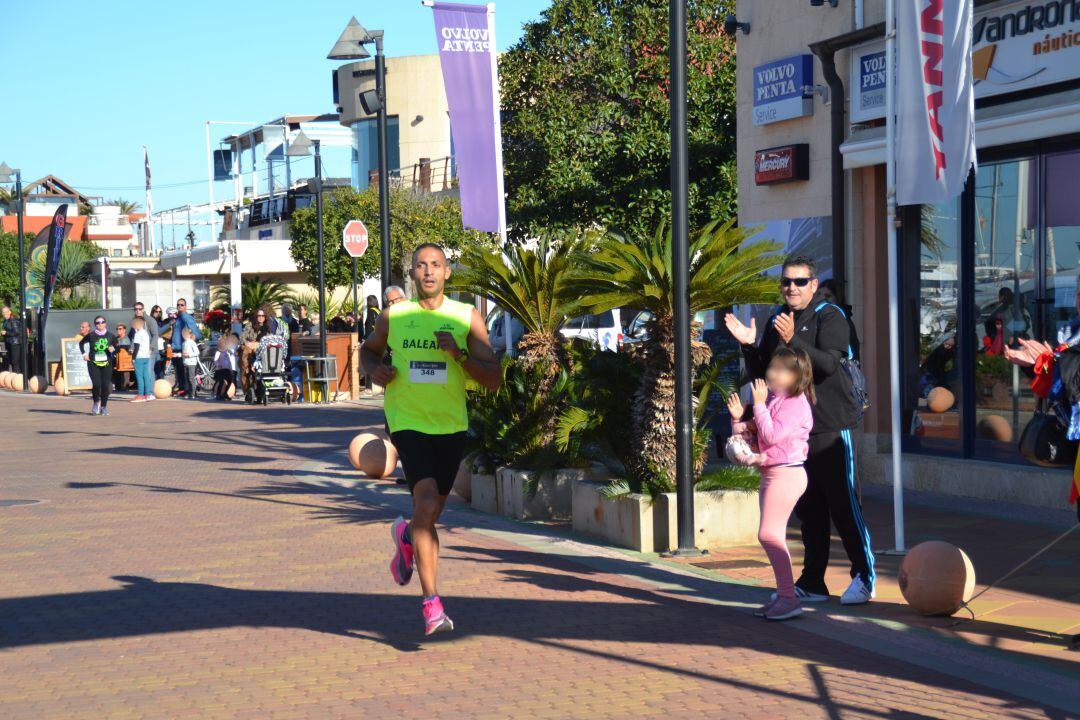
[410,477,448,597]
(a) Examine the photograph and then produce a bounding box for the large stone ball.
[226,383,236,399]
[977,414,1012,442]
[898,540,976,616]
[153,379,173,399]
[28,375,48,394]
[10,374,24,391]
[0,371,11,389]
[348,433,398,478]
[926,387,954,413]
[54,377,68,396]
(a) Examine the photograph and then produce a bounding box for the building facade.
[734,0,1080,510]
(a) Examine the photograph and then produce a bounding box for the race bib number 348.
[409,360,448,384]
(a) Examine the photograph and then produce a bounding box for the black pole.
[670,0,697,554]
[352,256,359,323]
[15,170,28,391]
[374,35,392,294]
[315,140,328,385]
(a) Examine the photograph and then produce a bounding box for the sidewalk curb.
[294,450,1080,714]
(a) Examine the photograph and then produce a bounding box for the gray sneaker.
[765,595,803,621]
[753,597,777,617]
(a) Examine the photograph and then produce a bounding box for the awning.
[842,88,1080,169]
[158,243,223,270]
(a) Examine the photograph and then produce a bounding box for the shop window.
[906,200,963,454]
[906,143,1080,465]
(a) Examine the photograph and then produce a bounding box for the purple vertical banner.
[429,2,505,235]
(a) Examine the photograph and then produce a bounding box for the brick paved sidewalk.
[0,392,1075,719]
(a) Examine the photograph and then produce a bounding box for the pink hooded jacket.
[750,392,813,467]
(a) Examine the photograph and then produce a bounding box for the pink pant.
[758,465,808,599]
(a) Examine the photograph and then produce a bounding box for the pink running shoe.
[389,516,414,586]
[422,595,454,636]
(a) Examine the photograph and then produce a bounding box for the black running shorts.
[390,430,468,496]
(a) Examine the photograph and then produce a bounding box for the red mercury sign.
[342,220,369,258]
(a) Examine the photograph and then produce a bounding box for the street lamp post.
[668,1,699,555]
[0,162,28,392]
[287,133,328,366]
[328,18,391,294]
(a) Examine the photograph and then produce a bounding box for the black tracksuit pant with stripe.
[795,429,876,594]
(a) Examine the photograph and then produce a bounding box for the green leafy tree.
[500,0,737,240]
[289,185,494,292]
[211,276,290,314]
[0,230,33,308]
[567,219,779,489]
[105,198,141,214]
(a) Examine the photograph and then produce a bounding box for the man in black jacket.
[725,255,874,605]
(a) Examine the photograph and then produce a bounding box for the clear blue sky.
[3,0,549,216]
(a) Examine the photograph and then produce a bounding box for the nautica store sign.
[851,0,1080,122]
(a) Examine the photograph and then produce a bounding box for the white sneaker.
[840,576,875,605]
[771,586,829,603]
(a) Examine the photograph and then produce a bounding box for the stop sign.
[342,220,369,258]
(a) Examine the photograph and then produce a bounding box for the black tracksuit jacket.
[740,291,857,435]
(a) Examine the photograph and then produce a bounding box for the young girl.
[181,328,200,400]
[727,347,815,621]
[213,335,237,400]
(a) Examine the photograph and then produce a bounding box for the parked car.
[485,307,624,355]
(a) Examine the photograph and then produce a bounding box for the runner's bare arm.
[360,310,396,385]
[465,307,501,391]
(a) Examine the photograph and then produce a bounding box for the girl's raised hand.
[726,392,744,420]
[750,378,769,406]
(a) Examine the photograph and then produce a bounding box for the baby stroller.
[247,334,292,405]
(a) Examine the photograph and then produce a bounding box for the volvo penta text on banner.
[896,0,977,205]
[427,1,506,234]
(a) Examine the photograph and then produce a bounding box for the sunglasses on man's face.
[95,320,107,325]
[780,277,814,288]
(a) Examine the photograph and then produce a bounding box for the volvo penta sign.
[752,54,814,126]
[852,0,1080,122]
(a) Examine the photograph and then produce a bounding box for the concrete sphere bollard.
[348,433,398,478]
[977,414,1012,442]
[153,379,173,399]
[29,375,48,394]
[54,377,68,396]
[227,383,236,399]
[0,371,11,390]
[898,541,976,616]
[9,373,24,391]
[926,387,954,413]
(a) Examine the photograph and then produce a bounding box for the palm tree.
[27,241,99,299]
[567,218,780,489]
[106,198,141,214]
[211,276,290,314]
[451,234,584,379]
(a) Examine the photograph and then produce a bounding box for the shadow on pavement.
[0,574,1062,719]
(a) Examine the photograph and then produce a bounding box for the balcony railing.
[370,156,456,193]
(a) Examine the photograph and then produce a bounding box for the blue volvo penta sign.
[752,54,814,126]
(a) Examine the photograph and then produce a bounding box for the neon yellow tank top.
[384,296,473,435]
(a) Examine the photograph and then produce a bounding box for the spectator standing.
[364,295,381,339]
[80,316,116,416]
[149,306,167,378]
[130,317,155,402]
[725,256,874,606]
[213,335,238,400]
[298,305,313,336]
[230,305,245,338]
[169,299,202,396]
[113,324,133,391]
[1,306,22,375]
[75,321,91,340]
[133,302,160,362]
[384,286,406,308]
[181,328,200,400]
[281,303,300,336]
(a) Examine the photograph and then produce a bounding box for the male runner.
[361,243,501,635]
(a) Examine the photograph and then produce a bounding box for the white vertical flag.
[896,0,976,205]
